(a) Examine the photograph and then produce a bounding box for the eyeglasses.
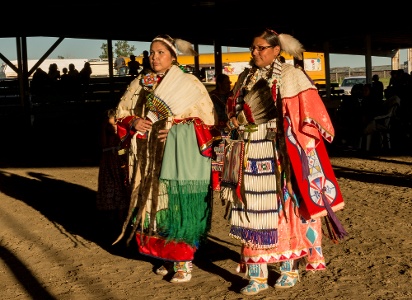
[249,45,274,52]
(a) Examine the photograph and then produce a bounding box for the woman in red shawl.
[221,28,347,296]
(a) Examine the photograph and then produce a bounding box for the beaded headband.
[152,35,197,57]
[152,37,178,57]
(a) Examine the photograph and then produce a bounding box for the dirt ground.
[0,105,411,300]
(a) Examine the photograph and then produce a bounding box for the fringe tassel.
[299,150,310,180]
[230,226,278,246]
[322,193,348,241]
[239,170,250,223]
[323,216,339,244]
[162,179,211,246]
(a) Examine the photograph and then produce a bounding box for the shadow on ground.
[0,102,411,291]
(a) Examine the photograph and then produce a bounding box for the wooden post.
[392,50,400,70]
[408,49,412,74]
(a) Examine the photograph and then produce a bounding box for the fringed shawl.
[153,65,217,125]
[280,63,335,154]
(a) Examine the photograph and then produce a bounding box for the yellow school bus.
[170,51,326,85]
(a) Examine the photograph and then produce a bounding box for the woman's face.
[250,37,280,68]
[149,41,175,74]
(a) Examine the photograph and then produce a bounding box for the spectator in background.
[96,108,129,242]
[59,67,70,98]
[67,63,81,96]
[60,67,69,81]
[140,50,151,74]
[79,62,93,97]
[371,74,384,102]
[362,87,401,151]
[47,63,61,95]
[337,83,366,149]
[209,73,232,128]
[114,55,127,76]
[361,83,379,118]
[67,63,79,80]
[79,62,92,84]
[47,63,60,82]
[31,67,49,96]
[209,73,232,192]
[127,54,140,78]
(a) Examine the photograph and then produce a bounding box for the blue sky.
[0,37,406,68]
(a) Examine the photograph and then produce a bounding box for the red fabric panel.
[284,117,345,219]
[136,233,196,261]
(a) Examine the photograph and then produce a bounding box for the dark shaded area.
[1,102,110,168]
[0,76,134,168]
[0,245,57,300]
[194,235,248,292]
[0,94,411,298]
[3,2,412,57]
[0,170,95,230]
[0,97,249,295]
[332,156,412,188]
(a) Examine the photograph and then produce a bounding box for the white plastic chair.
[364,98,400,151]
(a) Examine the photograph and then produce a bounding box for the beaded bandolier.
[222,59,293,219]
[222,56,346,271]
[222,29,347,295]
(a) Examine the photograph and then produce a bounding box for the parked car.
[340,76,366,95]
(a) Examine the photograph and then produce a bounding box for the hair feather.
[278,33,305,60]
[175,38,198,56]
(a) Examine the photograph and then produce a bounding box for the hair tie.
[267,28,279,35]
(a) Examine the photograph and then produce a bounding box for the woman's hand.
[158,129,169,142]
[227,116,239,129]
[134,118,152,133]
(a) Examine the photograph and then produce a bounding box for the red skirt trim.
[136,233,197,262]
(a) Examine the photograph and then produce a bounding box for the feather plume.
[175,38,198,56]
[244,79,277,124]
[278,33,305,60]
